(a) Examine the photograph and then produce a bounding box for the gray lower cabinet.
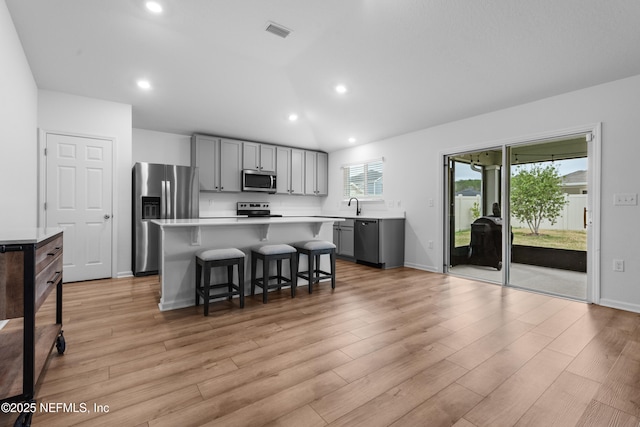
[353,218,405,269]
[333,219,355,258]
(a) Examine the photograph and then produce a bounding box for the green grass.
[454,227,587,251]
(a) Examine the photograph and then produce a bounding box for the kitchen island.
[152,216,342,311]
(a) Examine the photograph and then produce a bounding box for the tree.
[510,163,568,235]
[455,179,481,194]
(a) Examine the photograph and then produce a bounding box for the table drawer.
[35,252,62,312]
[36,234,63,275]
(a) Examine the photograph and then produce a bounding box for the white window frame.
[342,157,384,199]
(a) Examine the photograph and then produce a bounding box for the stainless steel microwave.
[242,169,277,193]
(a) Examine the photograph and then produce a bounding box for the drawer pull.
[47,271,62,285]
[0,245,23,253]
[47,246,62,256]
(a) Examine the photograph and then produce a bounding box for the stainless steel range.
[236,202,282,218]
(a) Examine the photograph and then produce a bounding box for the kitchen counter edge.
[0,227,64,245]
[152,216,345,227]
[318,213,406,220]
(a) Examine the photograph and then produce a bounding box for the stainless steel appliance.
[236,202,282,217]
[242,169,277,193]
[354,219,379,264]
[132,162,199,276]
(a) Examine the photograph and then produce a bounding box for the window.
[343,159,383,198]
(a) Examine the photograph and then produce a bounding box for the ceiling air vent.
[265,21,291,39]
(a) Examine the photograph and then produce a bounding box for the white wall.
[0,1,38,227]
[38,90,132,277]
[325,74,640,313]
[132,128,191,166]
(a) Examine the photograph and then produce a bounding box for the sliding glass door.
[446,148,503,284]
[507,137,588,300]
[445,131,596,302]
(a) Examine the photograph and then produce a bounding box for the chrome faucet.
[348,197,361,216]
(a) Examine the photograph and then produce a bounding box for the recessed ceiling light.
[145,1,163,13]
[335,84,347,94]
[348,137,356,143]
[288,113,298,122]
[137,80,152,90]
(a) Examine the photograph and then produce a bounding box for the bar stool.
[195,248,245,316]
[293,240,336,293]
[250,244,297,304]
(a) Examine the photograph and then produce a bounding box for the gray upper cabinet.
[276,147,305,195]
[194,134,326,197]
[191,134,241,192]
[316,151,328,196]
[243,142,276,172]
[304,151,328,196]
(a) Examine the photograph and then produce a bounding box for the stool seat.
[251,244,297,303]
[293,240,336,251]
[252,244,296,256]
[293,240,336,294]
[196,247,245,261]
[195,247,245,316]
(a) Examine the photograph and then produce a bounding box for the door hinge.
[44,202,47,210]
[44,147,47,156]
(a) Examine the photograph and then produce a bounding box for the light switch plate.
[614,193,637,206]
[613,259,625,272]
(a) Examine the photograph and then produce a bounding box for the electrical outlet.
[614,193,638,206]
[428,240,434,249]
[428,198,434,207]
[613,259,625,272]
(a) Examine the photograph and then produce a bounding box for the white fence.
[454,194,587,231]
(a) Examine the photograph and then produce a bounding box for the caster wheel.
[13,409,33,427]
[56,331,66,355]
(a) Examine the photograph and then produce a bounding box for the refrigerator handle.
[161,180,167,219]
[166,180,172,219]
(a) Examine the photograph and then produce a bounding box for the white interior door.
[45,133,113,282]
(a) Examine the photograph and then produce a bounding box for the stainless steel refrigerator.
[132,162,199,276]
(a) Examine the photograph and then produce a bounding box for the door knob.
[104,214,111,220]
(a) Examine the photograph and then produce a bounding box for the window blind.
[343,159,383,198]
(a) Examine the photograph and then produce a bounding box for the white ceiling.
[7,0,640,152]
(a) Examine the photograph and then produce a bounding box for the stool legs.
[262,255,269,304]
[330,250,336,289]
[295,247,336,293]
[196,257,245,316]
[203,261,212,316]
[307,253,314,294]
[290,252,297,298]
[250,252,297,304]
[238,261,245,308]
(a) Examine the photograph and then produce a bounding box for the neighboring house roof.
[562,170,587,186]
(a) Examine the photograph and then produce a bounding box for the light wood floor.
[2,260,640,426]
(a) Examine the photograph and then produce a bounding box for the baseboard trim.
[599,298,640,314]
[404,262,439,273]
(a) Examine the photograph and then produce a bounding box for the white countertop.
[152,216,344,227]
[319,212,406,220]
[0,227,63,245]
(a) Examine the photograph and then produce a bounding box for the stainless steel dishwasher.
[354,219,379,264]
